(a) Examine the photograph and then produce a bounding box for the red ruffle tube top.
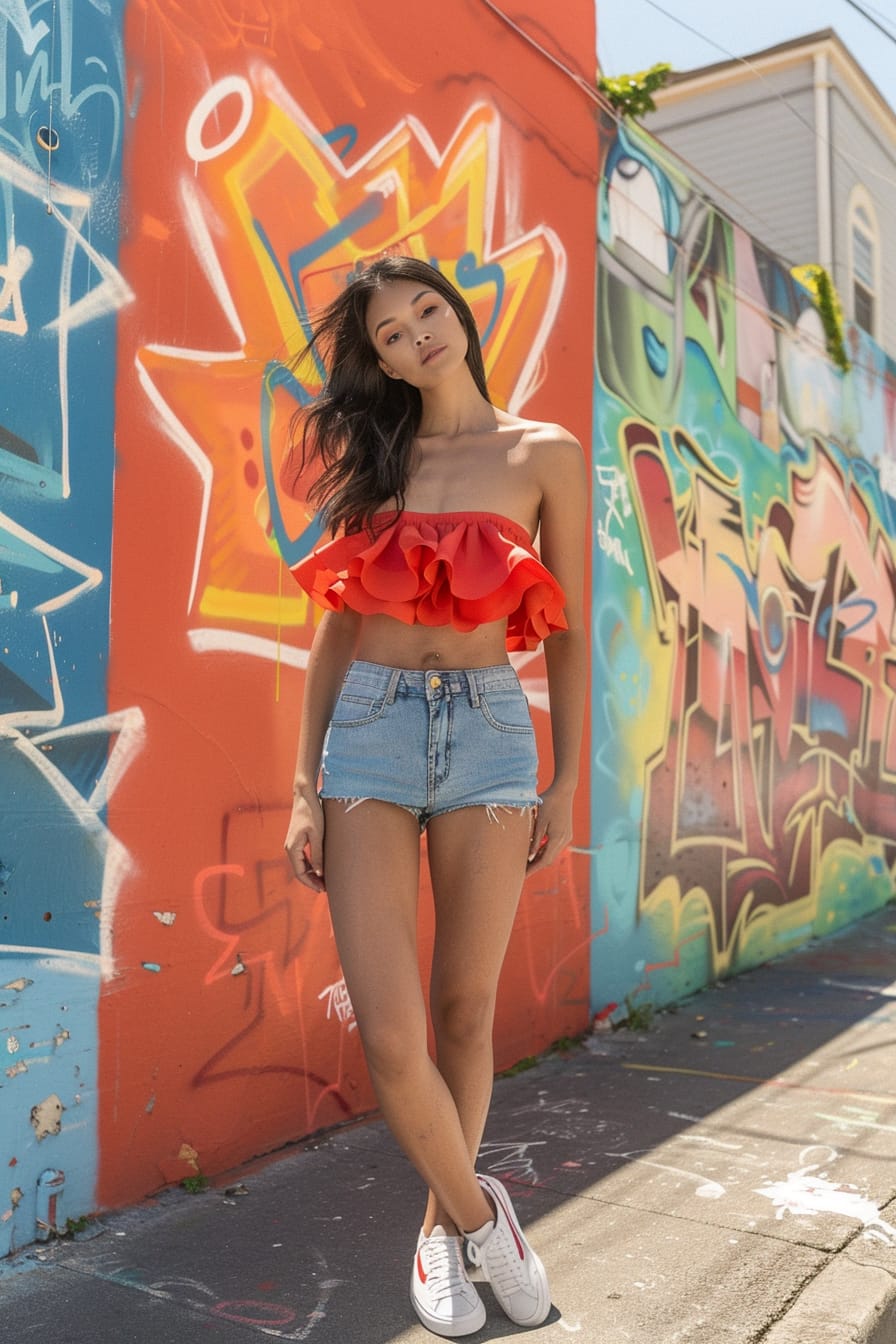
[290,510,568,652]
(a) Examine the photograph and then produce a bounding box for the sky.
[596,0,896,116]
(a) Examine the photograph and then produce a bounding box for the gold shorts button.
[429,675,442,689]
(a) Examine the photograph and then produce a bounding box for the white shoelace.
[422,1234,469,1303]
[469,1227,532,1297]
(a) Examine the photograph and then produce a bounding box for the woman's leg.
[422,804,533,1234]
[322,798,493,1234]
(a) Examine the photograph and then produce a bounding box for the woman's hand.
[285,789,326,891]
[527,783,574,872]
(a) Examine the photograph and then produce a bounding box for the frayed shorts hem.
[320,793,540,833]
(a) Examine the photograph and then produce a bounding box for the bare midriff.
[354,612,512,670]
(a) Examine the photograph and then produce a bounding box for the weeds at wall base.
[181,1174,210,1195]
[497,1032,590,1078]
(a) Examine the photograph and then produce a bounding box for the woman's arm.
[285,606,360,889]
[527,428,588,870]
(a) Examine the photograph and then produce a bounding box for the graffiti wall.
[592,112,896,1014]
[7,0,894,1257]
[0,0,597,1242]
[0,0,137,1256]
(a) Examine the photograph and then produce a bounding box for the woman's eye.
[421,305,437,317]
[385,331,400,345]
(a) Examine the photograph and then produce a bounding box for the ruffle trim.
[290,510,568,652]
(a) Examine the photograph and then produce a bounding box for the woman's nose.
[415,331,431,345]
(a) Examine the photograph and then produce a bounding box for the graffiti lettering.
[594,109,896,1003]
[0,0,123,174]
[318,977,356,1032]
[595,464,634,574]
[185,75,253,162]
[0,238,30,334]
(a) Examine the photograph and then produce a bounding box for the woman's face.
[364,278,469,387]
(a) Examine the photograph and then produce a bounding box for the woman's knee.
[431,988,496,1050]
[360,1017,428,1083]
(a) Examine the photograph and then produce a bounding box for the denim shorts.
[319,660,540,827]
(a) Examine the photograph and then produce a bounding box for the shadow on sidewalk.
[3,906,895,1343]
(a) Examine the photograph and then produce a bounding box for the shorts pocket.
[329,686,389,728]
[477,689,534,734]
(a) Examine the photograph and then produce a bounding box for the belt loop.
[386,668,401,704]
[465,669,480,707]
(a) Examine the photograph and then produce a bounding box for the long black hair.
[285,256,491,536]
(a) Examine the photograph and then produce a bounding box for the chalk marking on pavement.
[624,1062,894,1104]
[61,1258,344,1340]
[607,1148,726,1199]
[814,1111,896,1134]
[677,1133,744,1151]
[821,977,896,997]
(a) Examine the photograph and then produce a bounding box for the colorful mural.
[100,0,597,1215]
[592,113,896,1013]
[5,0,896,1257]
[2,0,596,1245]
[0,0,137,1256]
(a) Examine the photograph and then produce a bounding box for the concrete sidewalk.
[3,906,896,1343]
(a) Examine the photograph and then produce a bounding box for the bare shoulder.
[521,418,580,449]
[524,420,587,497]
[498,413,584,474]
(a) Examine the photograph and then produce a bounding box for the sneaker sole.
[409,1282,486,1338]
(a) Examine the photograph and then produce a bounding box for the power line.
[862,0,896,27]
[635,0,896,191]
[484,0,793,245]
[840,0,896,44]
[482,0,892,387]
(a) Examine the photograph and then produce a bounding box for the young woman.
[284,256,586,1337]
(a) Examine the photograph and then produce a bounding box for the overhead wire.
[478,0,891,391]
[480,0,791,243]
[481,0,851,282]
[840,0,896,44]
[859,0,896,31]
[635,0,896,190]
[608,0,896,380]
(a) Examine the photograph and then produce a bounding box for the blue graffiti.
[323,123,358,159]
[454,251,504,345]
[0,0,128,1253]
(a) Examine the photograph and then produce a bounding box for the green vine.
[810,265,851,372]
[598,63,672,119]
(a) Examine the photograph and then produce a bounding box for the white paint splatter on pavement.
[754,1148,896,1246]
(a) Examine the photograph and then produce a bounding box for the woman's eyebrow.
[374,290,436,336]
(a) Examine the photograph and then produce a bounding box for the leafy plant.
[549,1035,582,1054]
[65,1215,91,1235]
[811,266,851,372]
[599,63,672,119]
[498,1055,538,1077]
[181,1173,209,1195]
[622,993,654,1032]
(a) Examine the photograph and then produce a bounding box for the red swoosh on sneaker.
[491,1186,525,1260]
[416,1251,428,1283]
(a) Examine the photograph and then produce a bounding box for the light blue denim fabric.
[320,660,540,827]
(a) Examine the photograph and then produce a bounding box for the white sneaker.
[467,1173,551,1327]
[411,1224,486,1337]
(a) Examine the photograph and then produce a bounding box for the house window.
[848,190,880,340]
